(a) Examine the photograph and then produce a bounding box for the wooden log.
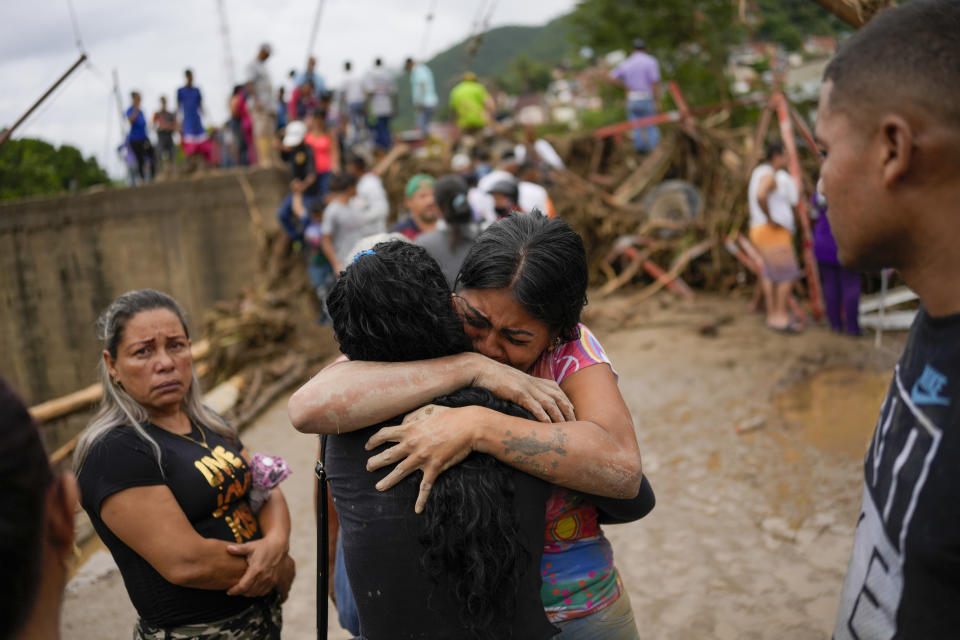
[30,340,210,424]
[643,260,695,299]
[626,239,715,305]
[808,0,894,28]
[597,248,652,298]
[610,135,676,206]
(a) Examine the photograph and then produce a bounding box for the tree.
[496,55,554,95]
[569,0,745,106]
[0,137,110,201]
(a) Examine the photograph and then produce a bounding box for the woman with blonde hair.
[74,289,294,639]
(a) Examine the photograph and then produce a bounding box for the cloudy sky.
[0,0,576,177]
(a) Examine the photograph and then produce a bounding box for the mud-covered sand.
[61,294,902,639]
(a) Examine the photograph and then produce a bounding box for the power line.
[65,0,85,53]
[419,0,440,59]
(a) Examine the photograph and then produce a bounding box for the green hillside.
[395,14,573,127]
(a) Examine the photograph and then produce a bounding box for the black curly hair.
[457,211,588,344]
[326,241,470,362]
[326,240,530,638]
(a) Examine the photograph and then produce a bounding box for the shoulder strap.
[315,434,329,640]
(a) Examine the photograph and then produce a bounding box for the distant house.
[803,36,838,57]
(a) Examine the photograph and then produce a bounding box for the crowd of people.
[120,43,441,184]
[5,3,960,640]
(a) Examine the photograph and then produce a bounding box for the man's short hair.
[764,142,784,162]
[329,172,358,193]
[823,0,960,127]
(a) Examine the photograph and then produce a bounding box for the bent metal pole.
[0,53,87,148]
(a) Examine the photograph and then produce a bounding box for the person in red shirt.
[304,109,340,200]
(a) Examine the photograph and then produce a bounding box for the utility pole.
[305,0,326,69]
[0,54,87,148]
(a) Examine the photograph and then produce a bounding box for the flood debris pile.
[199,193,339,430]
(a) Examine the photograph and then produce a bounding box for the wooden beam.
[808,0,895,28]
[30,339,210,424]
[773,92,824,321]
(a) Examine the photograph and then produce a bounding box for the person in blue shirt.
[177,69,214,167]
[126,91,155,183]
[295,56,325,96]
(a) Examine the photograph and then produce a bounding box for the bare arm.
[319,235,341,274]
[100,485,250,590]
[757,172,777,222]
[366,363,643,511]
[288,352,574,436]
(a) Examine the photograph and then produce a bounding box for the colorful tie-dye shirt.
[531,323,623,622]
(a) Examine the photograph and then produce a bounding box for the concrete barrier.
[0,168,288,418]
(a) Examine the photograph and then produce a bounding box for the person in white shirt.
[246,43,276,167]
[346,154,389,237]
[747,142,802,332]
[364,58,397,151]
[341,60,368,145]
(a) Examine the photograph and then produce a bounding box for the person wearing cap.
[247,43,276,167]
[473,149,520,226]
[389,174,439,241]
[609,38,662,154]
[415,174,480,288]
[449,71,493,133]
[488,176,521,221]
[275,120,319,242]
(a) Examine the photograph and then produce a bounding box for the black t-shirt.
[834,307,960,639]
[327,425,558,639]
[281,143,319,196]
[78,421,265,627]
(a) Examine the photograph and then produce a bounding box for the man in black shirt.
[815,2,960,638]
[275,120,318,243]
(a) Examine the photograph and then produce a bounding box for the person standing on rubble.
[404,57,438,137]
[609,38,661,155]
[815,2,960,638]
[364,57,396,152]
[247,43,276,167]
[748,142,803,333]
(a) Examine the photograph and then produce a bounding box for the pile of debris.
[379,99,821,309]
[197,175,339,430]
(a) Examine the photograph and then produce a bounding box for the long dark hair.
[457,212,588,344]
[0,377,53,639]
[327,241,527,638]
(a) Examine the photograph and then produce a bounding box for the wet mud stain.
[773,367,891,460]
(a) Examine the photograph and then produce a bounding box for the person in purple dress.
[812,190,861,335]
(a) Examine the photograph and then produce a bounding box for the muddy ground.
[61,293,903,639]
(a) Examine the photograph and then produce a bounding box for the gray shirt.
[414,224,480,289]
[321,200,365,268]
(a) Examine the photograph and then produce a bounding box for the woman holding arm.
[74,290,294,639]
[291,213,645,638]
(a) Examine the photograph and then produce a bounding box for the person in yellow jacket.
[449,72,493,133]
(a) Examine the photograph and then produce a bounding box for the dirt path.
[61,294,901,639]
